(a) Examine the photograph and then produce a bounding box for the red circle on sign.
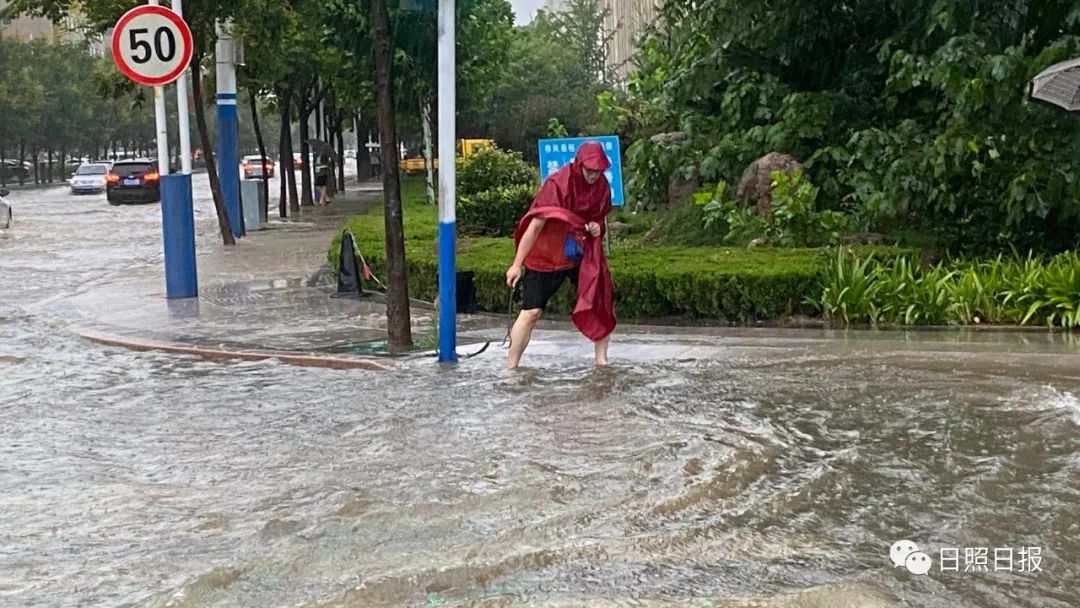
[110,5,193,87]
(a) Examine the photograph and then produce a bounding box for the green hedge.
[329,182,910,322]
[456,147,536,196]
[458,184,535,237]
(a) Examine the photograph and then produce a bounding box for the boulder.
[649,131,689,146]
[667,169,699,209]
[736,152,803,215]
[607,221,633,237]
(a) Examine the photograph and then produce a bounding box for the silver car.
[70,163,110,194]
[0,188,11,229]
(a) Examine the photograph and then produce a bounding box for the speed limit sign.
[110,5,193,87]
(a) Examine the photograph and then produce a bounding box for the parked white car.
[70,162,110,194]
[0,188,11,229]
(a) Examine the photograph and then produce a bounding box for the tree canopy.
[609,0,1080,252]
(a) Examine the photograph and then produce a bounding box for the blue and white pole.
[152,0,196,299]
[437,0,457,363]
[215,20,243,238]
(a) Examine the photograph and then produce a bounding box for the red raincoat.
[513,142,616,342]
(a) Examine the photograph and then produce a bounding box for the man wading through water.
[505,141,617,369]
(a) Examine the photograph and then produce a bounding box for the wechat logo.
[891,539,932,575]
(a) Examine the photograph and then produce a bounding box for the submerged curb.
[75,327,397,371]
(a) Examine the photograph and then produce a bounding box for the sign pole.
[173,0,193,175]
[148,0,169,176]
[437,0,457,363]
[111,2,197,298]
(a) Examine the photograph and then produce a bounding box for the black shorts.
[521,266,579,311]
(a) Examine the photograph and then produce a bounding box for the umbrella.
[1030,57,1080,112]
[306,139,336,156]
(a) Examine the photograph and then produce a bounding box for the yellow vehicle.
[399,138,494,174]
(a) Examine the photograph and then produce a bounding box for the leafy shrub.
[809,249,1080,328]
[650,202,728,246]
[457,148,536,197]
[694,172,848,247]
[458,184,535,237]
[805,249,882,325]
[769,170,847,247]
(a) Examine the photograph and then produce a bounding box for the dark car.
[107,160,160,204]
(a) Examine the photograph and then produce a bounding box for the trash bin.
[240,179,264,232]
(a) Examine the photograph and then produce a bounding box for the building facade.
[1,1,66,41]
[0,1,106,54]
[541,0,659,83]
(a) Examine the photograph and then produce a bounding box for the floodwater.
[1,181,1078,607]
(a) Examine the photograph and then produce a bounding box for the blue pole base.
[216,100,243,238]
[160,174,198,299]
[438,220,457,363]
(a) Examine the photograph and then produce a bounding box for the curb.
[75,327,398,371]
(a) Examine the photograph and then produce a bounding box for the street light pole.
[215,20,243,238]
[437,0,457,363]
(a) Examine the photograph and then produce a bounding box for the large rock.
[667,169,699,209]
[649,131,689,146]
[607,221,633,237]
[736,152,803,215]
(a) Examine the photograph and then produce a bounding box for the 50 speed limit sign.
[110,5,193,87]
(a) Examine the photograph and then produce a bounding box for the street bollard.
[160,173,198,298]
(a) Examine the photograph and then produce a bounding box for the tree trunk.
[298,100,313,206]
[336,111,346,191]
[372,0,412,349]
[421,95,436,205]
[283,98,300,214]
[59,146,65,181]
[277,91,290,218]
[315,100,323,144]
[191,47,236,245]
[354,113,372,180]
[249,89,270,224]
[47,149,54,183]
[1,145,6,188]
[18,143,26,185]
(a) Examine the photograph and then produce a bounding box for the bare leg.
[594,334,610,366]
[508,308,543,369]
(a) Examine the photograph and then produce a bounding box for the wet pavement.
[1,174,1079,607]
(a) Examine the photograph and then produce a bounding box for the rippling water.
[1,186,1078,607]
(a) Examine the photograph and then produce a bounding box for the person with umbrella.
[308,139,336,205]
[314,153,334,205]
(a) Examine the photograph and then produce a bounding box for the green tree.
[534,0,615,85]
[484,23,601,157]
[610,0,1080,252]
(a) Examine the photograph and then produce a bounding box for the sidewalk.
[46,181,519,370]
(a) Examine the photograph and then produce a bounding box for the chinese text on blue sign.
[538,136,624,207]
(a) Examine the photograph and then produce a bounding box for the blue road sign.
[538,136,624,207]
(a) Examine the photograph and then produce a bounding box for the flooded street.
[1,181,1078,607]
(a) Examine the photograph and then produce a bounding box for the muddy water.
[1,185,1078,607]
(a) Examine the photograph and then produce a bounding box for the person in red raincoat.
[505,141,617,369]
